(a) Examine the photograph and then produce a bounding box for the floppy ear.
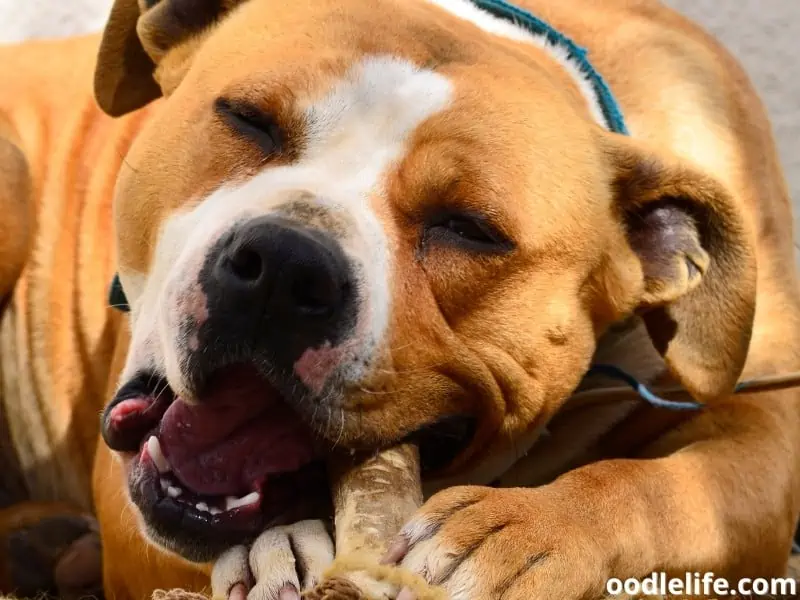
[94,0,246,116]
[604,136,756,403]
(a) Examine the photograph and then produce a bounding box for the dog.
[2,0,800,599]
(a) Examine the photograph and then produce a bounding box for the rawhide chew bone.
[305,443,444,600]
[331,443,422,558]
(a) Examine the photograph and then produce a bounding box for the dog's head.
[96,0,756,561]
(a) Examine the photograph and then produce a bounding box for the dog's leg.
[0,501,103,600]
[382,393,799,600]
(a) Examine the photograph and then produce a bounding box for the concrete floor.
[1,0,798,253]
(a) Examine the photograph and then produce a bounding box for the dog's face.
[97,0,756,561]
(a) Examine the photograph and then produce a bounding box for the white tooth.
[196,502,209,512]
[209,507,222,515]
[225,492,260,511]
[147,436,170,473]
[241,491,260,505]
[160,478,169,492]
[167,486,182,498]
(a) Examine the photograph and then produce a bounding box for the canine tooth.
[167,486,182,498]
[196,502,209,512]
[160,478,169,492]
[147,436,170,473]
[225,492,260,511]
[209,507,222,515]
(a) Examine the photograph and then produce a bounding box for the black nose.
[199,216,354,364]
[216,218,349,318]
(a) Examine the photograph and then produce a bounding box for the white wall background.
[0,0,112,43]
[0,0,797,248]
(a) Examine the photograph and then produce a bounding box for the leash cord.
[580,364,800,411]
[585,364,702,411]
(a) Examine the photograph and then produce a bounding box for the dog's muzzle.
[100,216,363,561]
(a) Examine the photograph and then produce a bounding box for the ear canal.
[608,137,757,403]
[626,199,711,306]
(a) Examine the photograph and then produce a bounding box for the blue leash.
[584,363,800,413]
[585,364,704,411]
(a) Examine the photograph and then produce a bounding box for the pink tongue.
[158,367,316,496]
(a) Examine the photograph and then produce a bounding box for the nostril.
[228,247,263,282]
[292,279,334,317]
[291,275,349,318]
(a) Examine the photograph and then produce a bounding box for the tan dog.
[2,0,800,599]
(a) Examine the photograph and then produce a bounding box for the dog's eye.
[214,97,283,155]
[424,213,512,253]
[443,217,493,242]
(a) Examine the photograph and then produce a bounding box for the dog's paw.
[382,486,609,600]
[0,509,103,600]
[211,520,334,600]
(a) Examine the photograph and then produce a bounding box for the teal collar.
[109,273,130,312]
[470,0,629,135]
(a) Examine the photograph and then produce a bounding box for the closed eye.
[423,211,513,254]
[214,97,283,156]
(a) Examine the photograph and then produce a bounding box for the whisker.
[383,341,416,354]
[371,359,449,376]
[152,379,171,403]
[333,408,345,449]
[355,386,402,396]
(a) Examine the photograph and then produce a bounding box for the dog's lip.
[102,377,175,454]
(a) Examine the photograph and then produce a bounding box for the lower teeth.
[157,477,258,514]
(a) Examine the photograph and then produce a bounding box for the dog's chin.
[104,363,332,563]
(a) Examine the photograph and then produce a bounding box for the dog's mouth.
[102,360,478,562]
[101,364,330,562]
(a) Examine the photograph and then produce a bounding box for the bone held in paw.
[305,443,445,600]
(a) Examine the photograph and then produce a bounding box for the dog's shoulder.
[0,35,102,110]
